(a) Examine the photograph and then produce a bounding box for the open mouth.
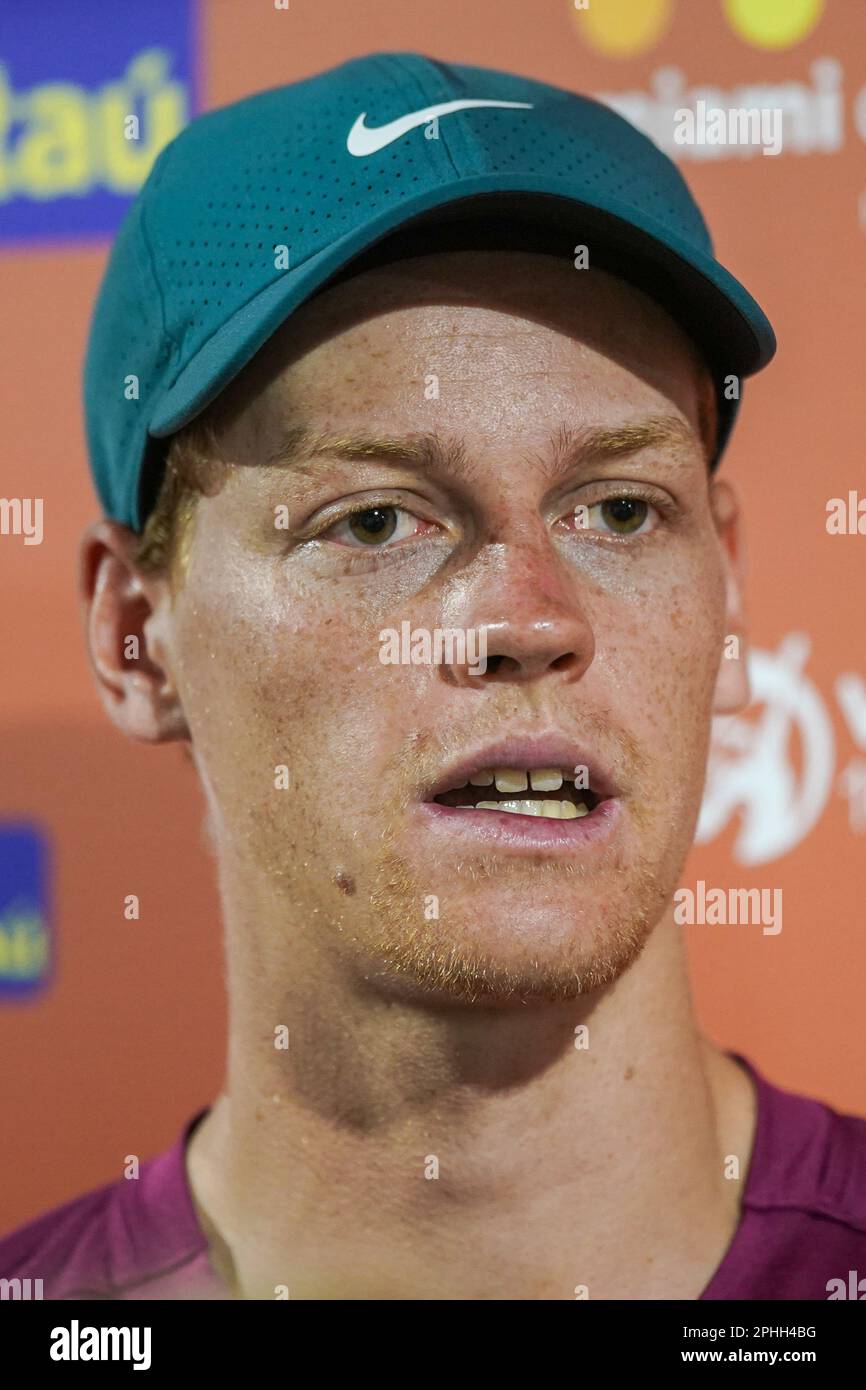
[432,767,601,820]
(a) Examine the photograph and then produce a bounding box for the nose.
[438,542,596,690]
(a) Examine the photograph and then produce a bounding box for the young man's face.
[131,249,746,1004]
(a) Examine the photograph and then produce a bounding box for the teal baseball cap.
[83,51,776,531]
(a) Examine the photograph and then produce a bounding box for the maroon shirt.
[3,1053,865,1300]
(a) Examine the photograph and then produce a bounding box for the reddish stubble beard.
[365,832,665,1006]
[187,679,701,1009]
[358,719,687,1007]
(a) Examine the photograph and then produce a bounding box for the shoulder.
[706,1056,866,1299]
[0,1179,119,1299]
[745,1060,866,1231]
[0,1112,211,1300]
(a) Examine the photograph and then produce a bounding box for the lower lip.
[414,797,620,854]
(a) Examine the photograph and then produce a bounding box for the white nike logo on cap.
[346,98,533,157]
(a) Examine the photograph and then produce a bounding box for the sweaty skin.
[81,251,756,1299]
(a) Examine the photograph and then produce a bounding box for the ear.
[709,478,750,715]
[78,519,189,743]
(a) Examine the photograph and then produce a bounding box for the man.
[3,52,865,1301]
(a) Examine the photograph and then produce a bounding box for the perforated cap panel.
[83,51,776,529]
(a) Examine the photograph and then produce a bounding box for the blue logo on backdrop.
[0,0,197,245]
[0,824,51,998]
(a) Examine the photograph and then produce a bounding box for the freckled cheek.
[174,591,402,811]
[599,581,723,788]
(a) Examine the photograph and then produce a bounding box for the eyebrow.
[266,414,701,482]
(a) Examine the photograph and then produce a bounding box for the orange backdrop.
[2,0,864,1231]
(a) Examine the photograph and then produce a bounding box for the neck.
[187,896,756,1300]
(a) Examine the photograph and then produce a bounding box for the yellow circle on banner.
[722,0,825,49]
[572,0,674,57]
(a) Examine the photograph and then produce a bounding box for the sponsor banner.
[0,0,197,245]
[0,823,51,998]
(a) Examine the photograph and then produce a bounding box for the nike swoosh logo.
[346,98,533,157]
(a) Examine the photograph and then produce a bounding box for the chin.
[360,811,675,1006]
[363,884,660,1007]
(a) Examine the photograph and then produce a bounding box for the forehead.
[212,250,706,454]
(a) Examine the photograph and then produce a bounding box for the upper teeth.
[446,766,593,818]
[465,767,568,792]
[494,768,528,793]
[526,768,563,791]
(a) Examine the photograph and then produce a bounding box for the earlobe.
[709,479,751,716]
[78,520,190,743]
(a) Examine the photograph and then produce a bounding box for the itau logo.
[0,824,50,998]
[0,0,194,244]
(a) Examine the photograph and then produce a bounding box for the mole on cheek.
[334,871,356,896]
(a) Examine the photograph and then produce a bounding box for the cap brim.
[148,172,775,451]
